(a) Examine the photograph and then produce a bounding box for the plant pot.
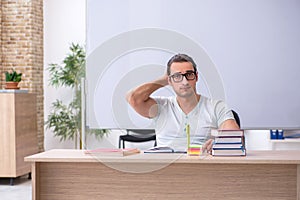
[5,82,20,90]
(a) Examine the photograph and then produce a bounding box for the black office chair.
[119,129,156,149]
[232,110,241,128]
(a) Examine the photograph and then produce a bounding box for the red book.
[84,148,140,156]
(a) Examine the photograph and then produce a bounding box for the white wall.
[44,0,300,151]
[44,0,86,150]
[44,0,127,150]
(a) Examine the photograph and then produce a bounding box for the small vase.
[5,82,20,89]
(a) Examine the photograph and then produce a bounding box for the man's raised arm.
[126,75,168,118]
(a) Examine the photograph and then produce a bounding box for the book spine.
[212,147,245,150]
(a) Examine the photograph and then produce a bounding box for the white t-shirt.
[153,96,234,151]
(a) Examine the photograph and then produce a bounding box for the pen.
[186,124,190,148]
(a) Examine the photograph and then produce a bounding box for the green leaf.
[45,43,109,143]
[5,69,22,82]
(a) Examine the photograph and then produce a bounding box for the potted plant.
[45,43,109,149]
[4,69,22,89]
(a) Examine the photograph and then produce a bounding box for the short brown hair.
[167,54,197,75]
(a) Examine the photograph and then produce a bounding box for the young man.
[126,54,240,152]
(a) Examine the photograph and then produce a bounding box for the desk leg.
[297,165,300,200]
[31,163,40,200]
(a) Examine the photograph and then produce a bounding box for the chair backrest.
[126,129,155,137]
[232,110,241,128]
[119,129,156,148]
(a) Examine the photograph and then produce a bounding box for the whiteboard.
[86,0,300,129]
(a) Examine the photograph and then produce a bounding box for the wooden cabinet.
[0,92,38,181]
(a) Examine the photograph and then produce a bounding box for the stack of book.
[212,130,246,156]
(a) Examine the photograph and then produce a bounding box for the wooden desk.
[25,149,300,200]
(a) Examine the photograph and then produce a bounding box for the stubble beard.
[175,86,197,99]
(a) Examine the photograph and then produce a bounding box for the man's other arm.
[220,119,240,130]
[203,116,240,153]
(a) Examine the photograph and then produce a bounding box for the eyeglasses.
[169,71,197,83]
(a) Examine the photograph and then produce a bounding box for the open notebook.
[144,146,186,153]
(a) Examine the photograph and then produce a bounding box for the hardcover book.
[212,143,244,149]
[212,148,246,156]
[214,137,243,144]
[216,130,244,137]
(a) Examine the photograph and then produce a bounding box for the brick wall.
[0,0,44,152]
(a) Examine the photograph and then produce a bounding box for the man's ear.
[168,76,172,85]
[196,71,199,82]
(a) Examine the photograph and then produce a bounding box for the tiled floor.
[0,176,31,200]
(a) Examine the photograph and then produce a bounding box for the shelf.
[0,89,28,93]
[270,138,300,143]
[0,93,38,179]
